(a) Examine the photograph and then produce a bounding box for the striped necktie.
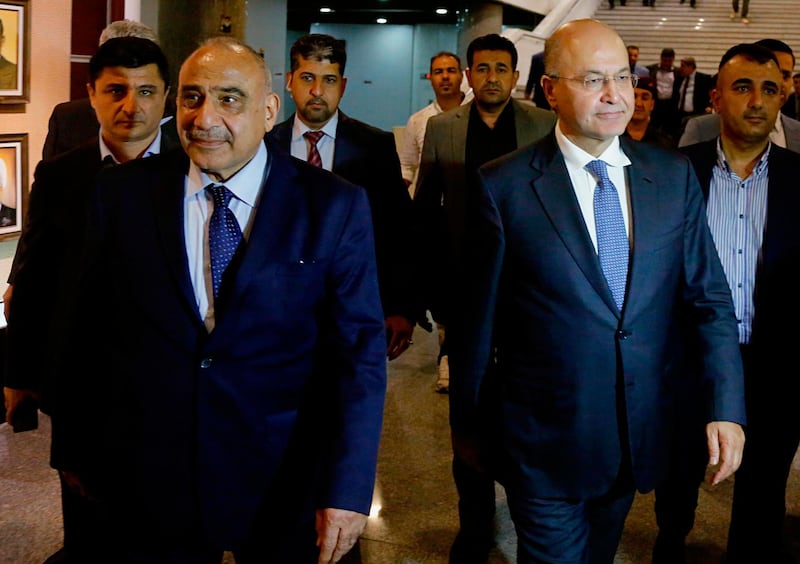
[304,130,325,168]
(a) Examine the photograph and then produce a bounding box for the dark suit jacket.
[451,134,745,498]
[681,140,800,404]
[5,123,182,414]
[414,99,556,322]
[781,92,800,120]
[676,71,713,115]
[42,98,180,160]
[268,111,419,322]
[56,143,387,549]
[524,52,550,109]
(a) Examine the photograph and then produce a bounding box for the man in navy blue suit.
[57,37,387,562]
[269,33,419,363]
[450,19,746,563]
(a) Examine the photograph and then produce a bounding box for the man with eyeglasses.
[449,18,745,562]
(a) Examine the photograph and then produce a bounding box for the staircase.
[592,0,800,74]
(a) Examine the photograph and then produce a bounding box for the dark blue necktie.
[586,160,629,310]
[206,184,242,299]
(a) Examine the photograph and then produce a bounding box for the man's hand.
[3,283,12,321]
[4,386,39,427]
[706,420,745,485]
[316,507,367,563]
[451,428,486,473]
[385,315,414,361]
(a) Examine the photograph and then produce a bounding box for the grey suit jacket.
[679,113,800,153]
[414,99,556,321]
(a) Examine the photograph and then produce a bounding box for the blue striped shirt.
[705,141,770,344]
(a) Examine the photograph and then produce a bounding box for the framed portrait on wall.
[0,1,29,103]
[0,133,28,239]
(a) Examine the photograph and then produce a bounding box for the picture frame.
[0,133,28,240]
[0,1,29,103]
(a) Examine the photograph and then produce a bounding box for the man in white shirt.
[399,51,470,196]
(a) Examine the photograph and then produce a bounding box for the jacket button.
[616,330,631,340]
[200,358,212,368]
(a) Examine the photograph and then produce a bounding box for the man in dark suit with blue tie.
[269,33,419,362]
[4,36,177,564]
[54,37,387,562]
[450,19,746,563]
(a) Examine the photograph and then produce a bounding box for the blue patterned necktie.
[586,160,629,310]
[206,184,242,299]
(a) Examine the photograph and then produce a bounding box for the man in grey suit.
[679,38,800,152]
[414,33,555,563]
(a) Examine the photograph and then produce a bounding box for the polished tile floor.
[2,324,800,563]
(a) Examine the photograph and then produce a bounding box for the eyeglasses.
[550,73,639,92]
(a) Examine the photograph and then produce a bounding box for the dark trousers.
[727,348,800,562]
[450,454,498,563]
[506,482,635,563]
[59,472,110,563]
[732,0,749,16]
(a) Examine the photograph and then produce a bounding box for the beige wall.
[0,0,71,290]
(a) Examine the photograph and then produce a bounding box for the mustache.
[743,111,768,120]
[306,98,328,107]
[185,128,231,143]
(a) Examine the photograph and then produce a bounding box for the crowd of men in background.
[3,15,800,564]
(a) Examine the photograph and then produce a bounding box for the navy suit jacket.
[451,133,745,498]
[268,111,419,322]
[58,143,387,549]
[681,141,800,399]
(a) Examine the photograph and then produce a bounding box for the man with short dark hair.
[627,45,650,78]
[647,47,680,130]
[415,32,555,562]
[4,36,176,563]
[269,33,419,363]
[679,38,800,152]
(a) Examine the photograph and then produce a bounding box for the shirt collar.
[715,137,771,177]
[291,110,339,142]
[186,140,269,207]
[98,127,163,164]
[555,122,632,170]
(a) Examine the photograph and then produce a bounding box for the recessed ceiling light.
[376,17,388,24]
[436,8,448,15]
[319,7,332,13]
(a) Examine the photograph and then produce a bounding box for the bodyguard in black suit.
[269,33,419,360]
[3,37,176,563]
[656,44,800,564]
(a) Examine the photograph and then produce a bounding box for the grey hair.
[99,20,158,46]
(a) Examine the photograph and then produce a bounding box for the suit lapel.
[528,136,618,312]
[220,147,299,321]
[620,139,680,317]
[151,150,204,325]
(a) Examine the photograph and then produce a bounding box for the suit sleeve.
[318,185,388,513]
[448,171,504,433]
[5,161,64,393]
[367,131,422,323]
[680,157,746,425]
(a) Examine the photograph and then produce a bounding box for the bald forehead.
[181,43,270,91]
[546,20,625,72]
